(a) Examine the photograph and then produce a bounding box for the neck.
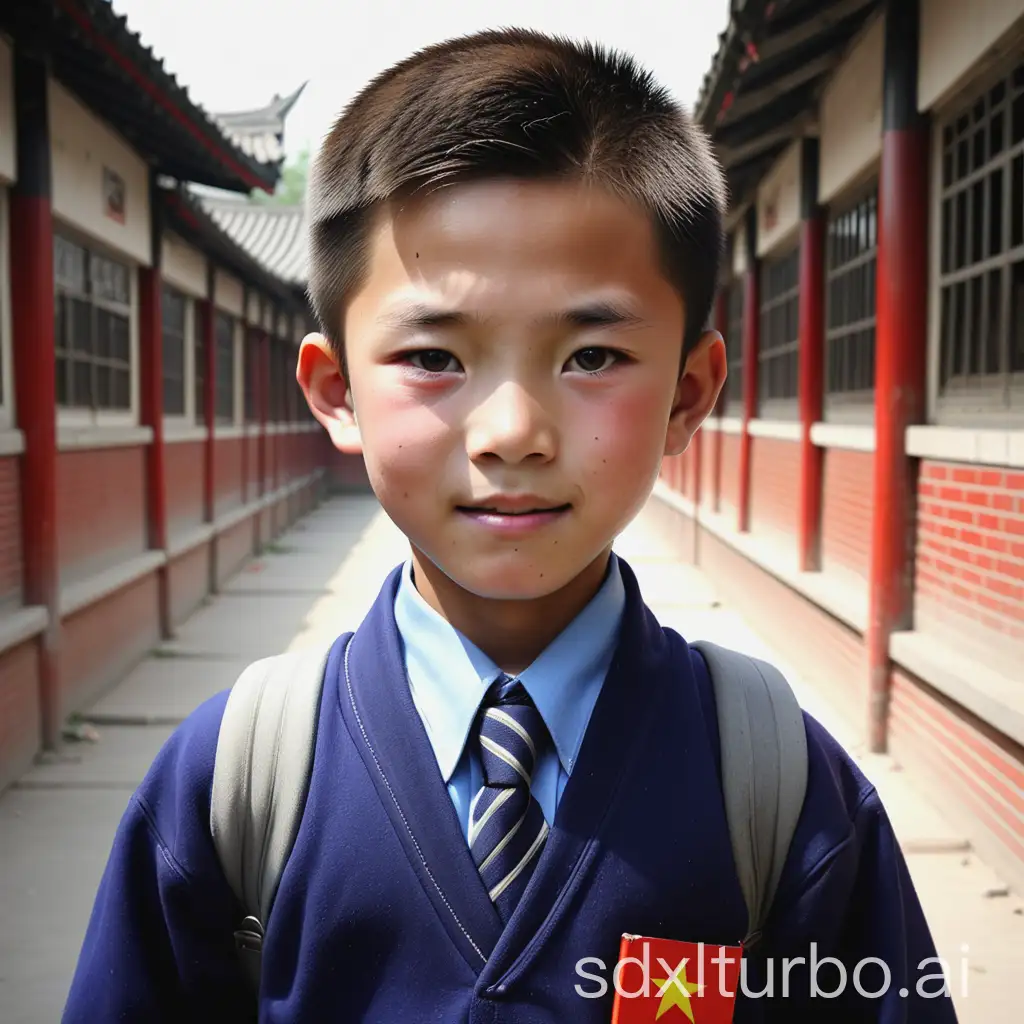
[409,548,612,675]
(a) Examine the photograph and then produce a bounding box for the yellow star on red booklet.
[610,933,743,1024]
[651,961,704,1021]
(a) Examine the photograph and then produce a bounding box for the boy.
[65,29,955,1023]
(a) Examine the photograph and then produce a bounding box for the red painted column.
[258,326,268,499]
[10,47,61,748]
[202,278,218,591]
[712,290,728,513]
[240,293,250,506]
[867,0,929,753]
[737,207,759,533]
[266,331,277,495]
[797,138,825,573]
[138,172,170,636]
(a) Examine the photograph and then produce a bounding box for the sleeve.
[62,691,254,1023]
[734,715,960,1023]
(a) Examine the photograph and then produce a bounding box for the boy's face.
[301,178,725,603]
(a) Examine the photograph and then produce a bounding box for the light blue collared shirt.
[393,555,626,839]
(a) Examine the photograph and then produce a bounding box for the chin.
[439,553,577,602]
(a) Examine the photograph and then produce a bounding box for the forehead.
[347,178,682,325]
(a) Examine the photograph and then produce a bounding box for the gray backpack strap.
[691,641,808,949]
[210,643,332,992]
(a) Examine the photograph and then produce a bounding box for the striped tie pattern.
[469,678,550,923]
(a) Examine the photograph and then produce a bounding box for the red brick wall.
[246,433,261,497]
[821,448,874,580]
[328,450,371,492]
[889,668,1024,888]
[165,440,205,538]
[719,433,742,514]
[167,543,209,627]
[60,573,160,716]
[699,526,867,727]
[915,462,1024,654]
[0,639,41,790]
[750,436,799,549]
[57,447,147,582]
[216,517,254,586]
[0,456,23,605]
[214,437,244,516]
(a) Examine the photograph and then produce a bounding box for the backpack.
[209,639,808,993]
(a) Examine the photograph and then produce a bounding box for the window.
[244,328,261,423]
[758,246,800,412]
[162,286,187,416]
[194,302,207,426]
[724,280,745,413]
[54,235,131,411]
[826,187,878,404]
[937,58,1024,416]
[215,312,236,423]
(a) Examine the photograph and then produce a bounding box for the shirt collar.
[394,554,626,783]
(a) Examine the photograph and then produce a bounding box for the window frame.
[929,54,1024,426]
[213,309,238,426]
[824,177,880,423]
[160,284,194,424]
[53,225,138,429]
[757,241,801,420]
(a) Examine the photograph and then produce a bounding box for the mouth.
[456,498,572,516]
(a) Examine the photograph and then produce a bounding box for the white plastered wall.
[819,13,884,204]
[919,0,1024,112]
[161,233,207,299]
[49,78,150,266]
[756,141,802,256]
[732,220,748,278]
[214,268,244,317]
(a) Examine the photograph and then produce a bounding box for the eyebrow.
[379,300,645,333]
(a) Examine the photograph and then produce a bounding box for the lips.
[457,497,570,515]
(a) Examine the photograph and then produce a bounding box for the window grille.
[54,235,131,410]
[725,280,745,413]
[937,58,1024,415]
[215,312,235,423]
[826,187,878,401]
[194,303,207,426]
[162,286,187,416]
[244,328,262,423]
[758,246,800,411]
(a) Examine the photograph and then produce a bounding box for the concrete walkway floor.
[0,494,1020,1022]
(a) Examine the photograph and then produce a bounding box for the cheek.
[577,383,672,484]
[356,386,452,492]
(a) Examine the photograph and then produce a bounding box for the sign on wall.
[103,166,126,224]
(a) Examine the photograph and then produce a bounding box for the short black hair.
[307,28,726,360]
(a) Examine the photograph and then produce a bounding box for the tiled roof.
[694,0,882,212]
[0,0,281,193]
[201,197,308,286]
[214,83,308,167]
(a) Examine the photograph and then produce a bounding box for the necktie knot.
[477,679,545,788]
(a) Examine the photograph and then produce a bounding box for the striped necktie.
[469,677,550,923]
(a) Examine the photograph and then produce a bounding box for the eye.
[568,347,618,374]
[407,349,461,374]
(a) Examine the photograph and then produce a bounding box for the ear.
[664,330,727,457]
[296,333,362,454]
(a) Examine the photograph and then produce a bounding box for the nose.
[464,382,556,464]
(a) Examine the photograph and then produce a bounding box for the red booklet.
[610,933,743,1023]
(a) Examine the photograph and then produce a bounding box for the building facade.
[658,0,1024,891]
[0,1,348,791]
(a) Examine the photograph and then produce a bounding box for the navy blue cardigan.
[64,560,956,1022]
